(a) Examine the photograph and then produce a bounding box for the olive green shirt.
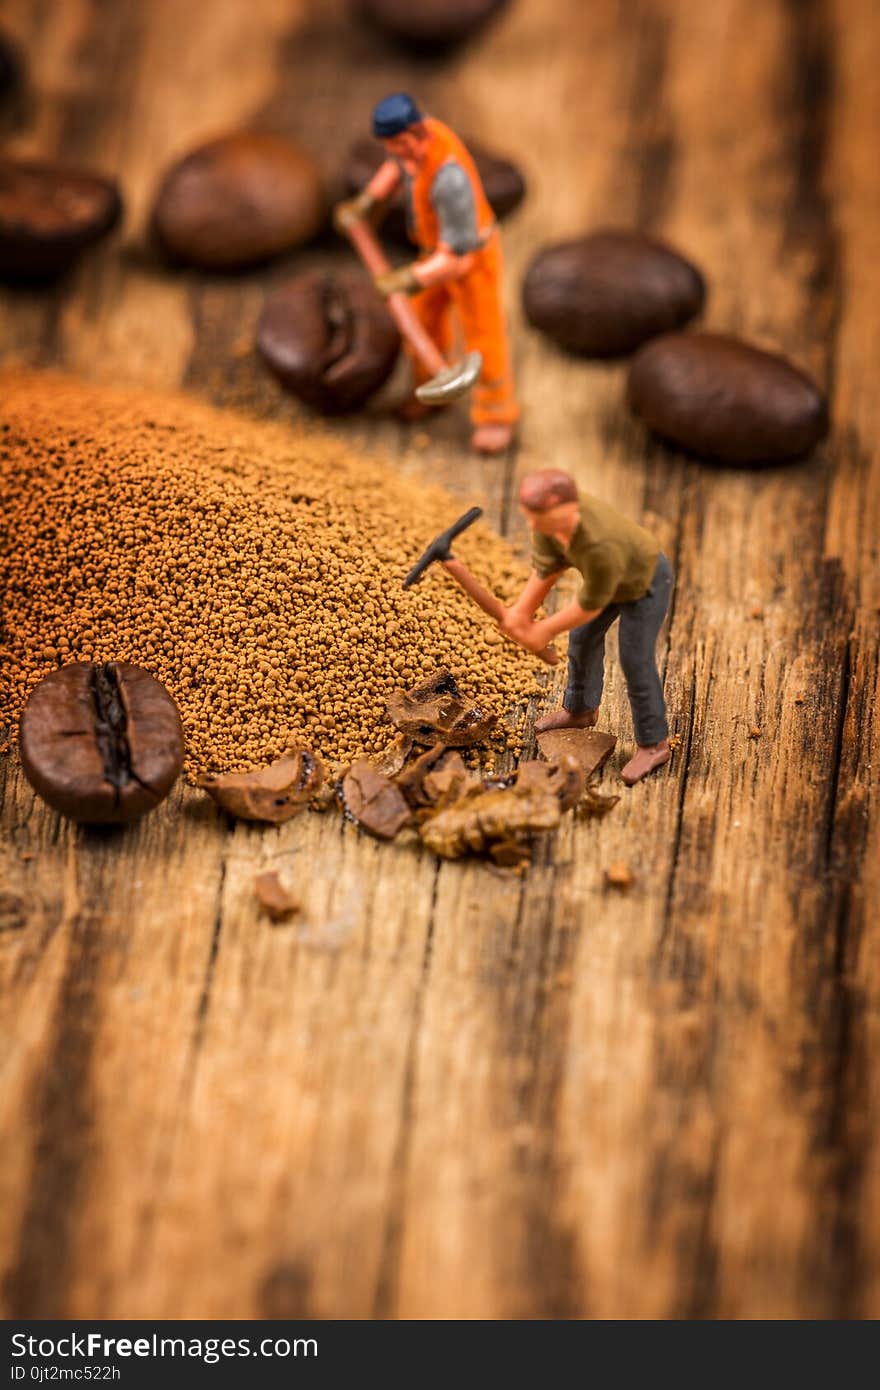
[530,492,660,611]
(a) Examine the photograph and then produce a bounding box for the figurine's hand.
[332,190,376,234]
[498,608,546,652]
[498,607,525,638]
[374,263,420,298]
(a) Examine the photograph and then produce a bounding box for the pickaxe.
[404,507,560,667]
[341,215,482,405]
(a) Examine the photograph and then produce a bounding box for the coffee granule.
[0,372,540,776]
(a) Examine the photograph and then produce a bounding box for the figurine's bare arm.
[506,570,562,621]
[412,244,475,287]
[365,159,402,202]
[500,570,601,654]
[376,245,475,295]
[334,160,402,234]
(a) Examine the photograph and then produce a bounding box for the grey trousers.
[564,553,673,745]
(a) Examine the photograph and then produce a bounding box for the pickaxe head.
[403,506,483,589]
[415,350,482,405]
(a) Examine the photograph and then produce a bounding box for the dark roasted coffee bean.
[0,31,24,118]
[257,269,400,413]
[627,332,828,464]
[343,136,525,245]
[355,0,506,47]
[20,662,184,824]
[152,132,325,269]
[523,230,705,357]
[0,156,122,279]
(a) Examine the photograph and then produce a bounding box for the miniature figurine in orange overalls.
[335,93,519,455]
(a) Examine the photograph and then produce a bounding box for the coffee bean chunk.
[523,229,705,357]
[343,136,525,245]
[0,156,122,279]
[257,269,400,413]
[20,662,184,824]
[627,332,829,464]
[356,0,507,47]
[152,132,324,269]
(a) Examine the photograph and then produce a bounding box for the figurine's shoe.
[535,707,599,734]
[620,741,671,786]
[471,422,515,454]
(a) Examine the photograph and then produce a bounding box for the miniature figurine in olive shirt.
[499,468,673,785]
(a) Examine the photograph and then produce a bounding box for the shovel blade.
[415,350,482,405]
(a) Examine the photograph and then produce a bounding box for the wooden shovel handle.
[342,217,446,376]
[443,560,560,667]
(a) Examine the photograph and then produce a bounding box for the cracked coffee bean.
[627,332,828,463]
[0,156,122,279]
[20,662,184,824]
[257,269,400,413]
[522,229,705,357]
[152,132,324,269]
[343,136,525,245]
[355,0,506,47]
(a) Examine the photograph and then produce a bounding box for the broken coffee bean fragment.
[536,727,617,779]
[386,668,496,746]
[523,230,705,357]
[19,662,183,824]
[515,756,586,814]
[257,269,400,413]
[419,761,564,862]
[0,156,122,279]
[152,132,325,269]
[604,862,635,891]
[342,136,525,246]
[395,742,469,810]
[198,749,323,824]
[373,733,414,779]
[489,838,532,871]
[342,759,412,840]
[577,782,620,819]
[627,331,828,463]
[254,871,300,922]
[354,0,507,48]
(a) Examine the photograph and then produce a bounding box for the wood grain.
[1,0,877,1318]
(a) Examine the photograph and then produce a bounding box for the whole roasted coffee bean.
[627,332,828,464]
[152,132,325,269]
[343,136,525,245]
[257,269,400,413]
[20,662,184,824]
[523,230,705,357]
[355,0,506,47]
[0,156,122,279]
[0,31,24,115]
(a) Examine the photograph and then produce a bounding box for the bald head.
[518,469,578,513]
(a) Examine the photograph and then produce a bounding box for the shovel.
[341,216,482,405]
[404,508,560,667]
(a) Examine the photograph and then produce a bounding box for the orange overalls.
[407,119,519,431]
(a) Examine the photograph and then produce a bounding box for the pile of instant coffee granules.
[0,372,542,776]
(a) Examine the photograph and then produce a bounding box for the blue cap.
[372,92,422,139]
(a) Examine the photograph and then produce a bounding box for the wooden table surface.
[1,0,877,1319]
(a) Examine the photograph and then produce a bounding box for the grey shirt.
[431,161,481,254]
